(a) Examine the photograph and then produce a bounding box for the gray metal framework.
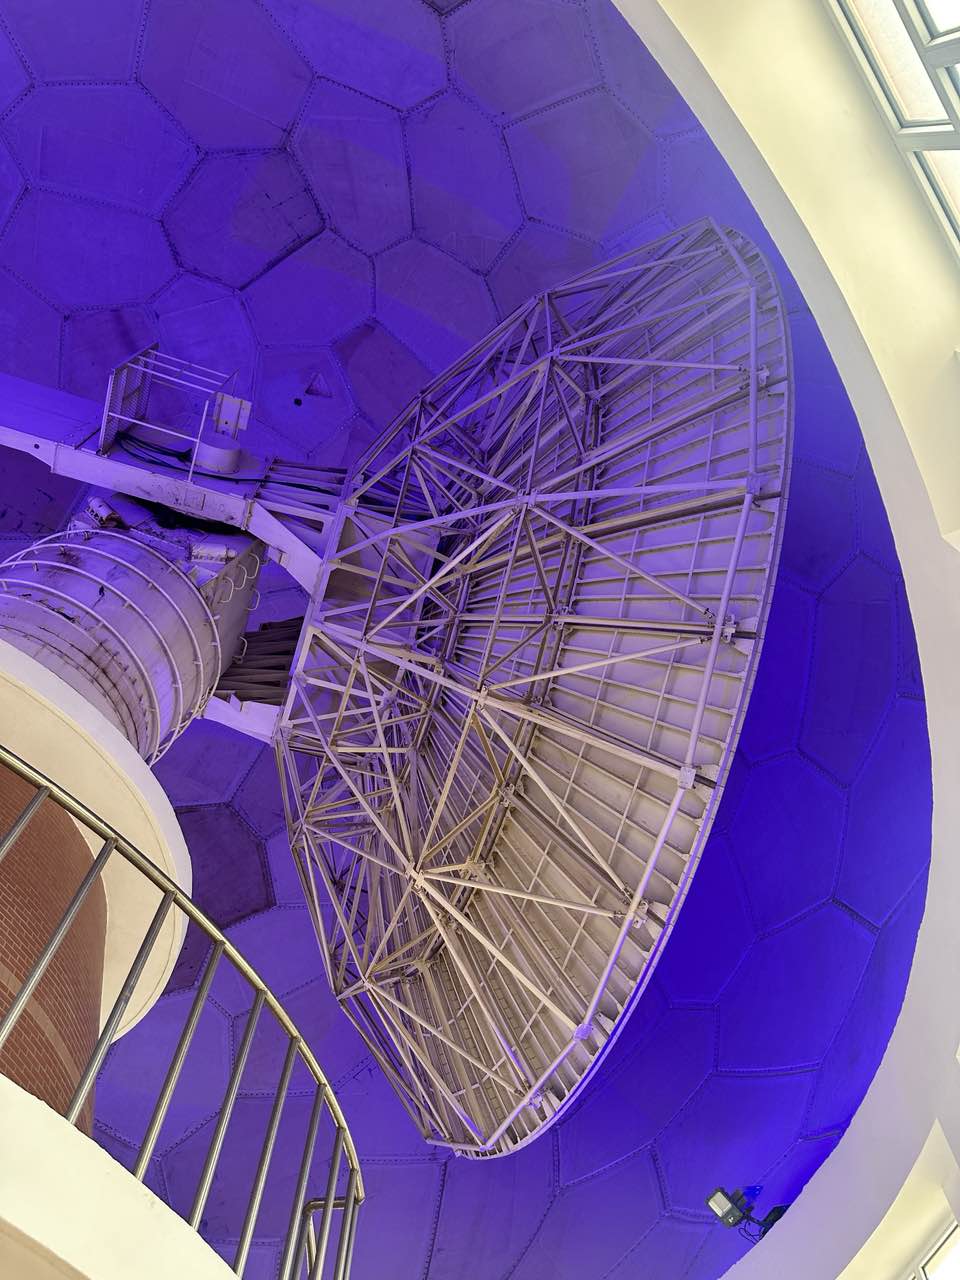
[276,221,793,1155]
[0,744,363,1280]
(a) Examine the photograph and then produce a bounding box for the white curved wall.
[0,1074,234,1280]
[0,640,191,1034]
[612,0,960,1276]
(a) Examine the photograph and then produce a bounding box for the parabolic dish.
[278,219,793,1155]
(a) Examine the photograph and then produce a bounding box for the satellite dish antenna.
[277,219,793,1155]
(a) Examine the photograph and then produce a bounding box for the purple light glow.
[0,1,929,1276]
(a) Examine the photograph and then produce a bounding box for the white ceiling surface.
[0,1,812,1277]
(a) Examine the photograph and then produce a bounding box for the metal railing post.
[134,940,225,1179]
[308,1127,345,1280]
[0,785,49,866]
[278,1084,326,1280]
[233,1034,299,1276]
[332,1166,359,1280]
[66,889,176,1125]
[342,1196,360,1280]
[0,745,364,1267]
[189,988,266,1228]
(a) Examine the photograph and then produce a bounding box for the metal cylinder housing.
[0,524,261,762]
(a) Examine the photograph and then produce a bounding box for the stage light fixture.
[707,1186,789,1242]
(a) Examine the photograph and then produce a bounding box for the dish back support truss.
[276,220,793,1156]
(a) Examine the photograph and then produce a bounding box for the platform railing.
[0,742,363,1280]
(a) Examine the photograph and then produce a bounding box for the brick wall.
[0,763,107,1134]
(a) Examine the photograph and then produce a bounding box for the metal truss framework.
[277,220,793,1156]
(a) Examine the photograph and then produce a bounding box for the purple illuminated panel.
[0,0,930,1275]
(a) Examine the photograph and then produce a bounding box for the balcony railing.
[0,742,363,1279]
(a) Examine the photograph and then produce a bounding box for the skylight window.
[847,0,947,121]
[925,1224,960,1277]
[922,148,960,231]
[920,0,960,37]
[830,0,960,253]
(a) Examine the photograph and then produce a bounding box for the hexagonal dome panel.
[160,1094,336,1238]
[0,144,22,237]
[93,1129,168,1203]
[586,0,698,135]
[779,460,857,589]
[165,152,322,289]
[140,0,311,150]
[375,237,496,370]
[152,718,262,808]
[805,876,926,1134]
[0,22,29,112]
[727,755,844,932]
[244,232,371,347]
[255,345,354,450]
[334,1060,438,1159]
[177,805,273,928]
[653,834,757,1006]
[836,698,932,925]
[265,832,304,907]
[351,1165,447,1280]
[62,306,157,399]
[4,85,196,215]
[511,1153,661,1280]
[449,0,600,118]
[225,907,322,1002]
[486,222,600,316]
[856,451,900,572]
[0,0,139,81]
[801,556,897,784]
[231,747,288,839]
[312,411,378,469]
[0,269,62,384]
[240,976,369,1094]
[665,132,766,249]
[896,580,924,701]
[0,189,176,309]
[560,1008,716,1186]
[657,1072,815,1214]
[430,1136,555,1280]
[605,1220,707,1280]
[95,993,230,1150]
[265,0,446,109]
[718,906,874,1071]
[293,79,410,253]
[407,93,523,270]
[0,452,77,545]
[507,91,658,241]
[155,274,257,397]
[788,312,862,472]
[737,579,815,762]
[334,321,431,429]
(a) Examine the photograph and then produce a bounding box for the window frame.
[828,0,960,253]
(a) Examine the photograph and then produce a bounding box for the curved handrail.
[0,741,363,1279]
